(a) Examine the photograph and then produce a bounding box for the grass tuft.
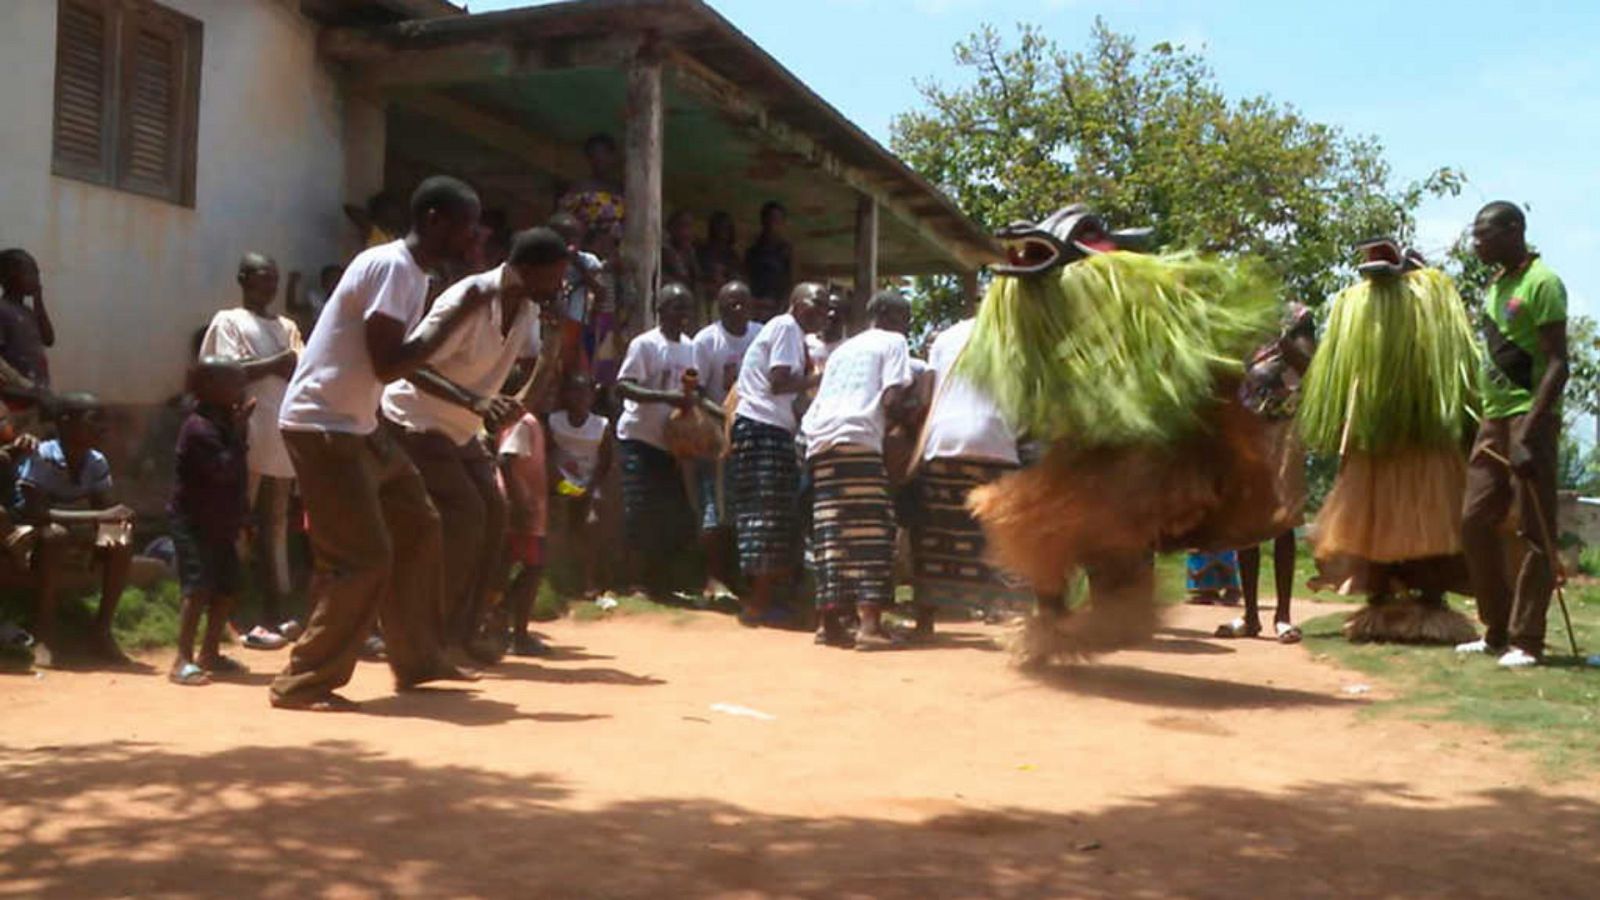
[1303,586,1600,778]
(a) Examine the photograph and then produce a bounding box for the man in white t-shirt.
[271,176,490,712]
[614,283,704,600]
[729,282,827,625]
[199,252,304,650]
[690,280,756,599]
[907,316,1031,637]
[800,290,916,649]
[804,286,848,374]
[381,228,568,664]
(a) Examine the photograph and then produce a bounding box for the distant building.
[0,0,994,511]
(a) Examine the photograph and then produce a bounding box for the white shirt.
[692,320,757,404]
[616,328,697,450]
[200,307,304,478]
[280,240,430,435]
[800,328,914,457]
[734,313,810,434]
[920,318,1020,465]
[806,334,843,373]
[547,410,608,487]
[380,265,538,446]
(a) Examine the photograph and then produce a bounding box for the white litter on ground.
[710,703,776,721]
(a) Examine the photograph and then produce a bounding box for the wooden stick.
[1477,445,1581,657]
[1338,377,1360,458]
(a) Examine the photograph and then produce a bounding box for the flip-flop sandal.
[201,654,248,674]
[1214,618,1262,639]
[168,662,210,686]
[853,631,903,653]
[1275,622,1303,644]
[243,627,287,650]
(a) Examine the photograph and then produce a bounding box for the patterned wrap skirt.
[910,457,1033,617]
[811,445,895,610]
[619,439,695,577]
[732,416,801,576]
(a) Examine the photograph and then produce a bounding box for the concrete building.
[0,0,994,511]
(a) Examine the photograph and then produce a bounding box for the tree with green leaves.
[891,20,1462,331]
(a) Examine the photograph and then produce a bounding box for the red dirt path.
[3,600,1598,898]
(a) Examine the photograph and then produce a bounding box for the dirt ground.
[4,600,1599,898]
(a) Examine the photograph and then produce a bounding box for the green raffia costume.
[1297,244,1482,644]
[952,205,1294,662]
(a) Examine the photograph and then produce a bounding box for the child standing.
[168,360,252,685]
[499,407,550,657]
[546,371,612,601]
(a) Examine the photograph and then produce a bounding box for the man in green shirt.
[1458,201,1569,668]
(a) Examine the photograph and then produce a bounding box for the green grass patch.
[1303,586,1600,778]
[0,579,187,654]
[567,592,692,624]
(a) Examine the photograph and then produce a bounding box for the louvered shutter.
[51,0,115,184]
[117,7,187,202]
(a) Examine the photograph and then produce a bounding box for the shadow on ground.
[2,741,1596,898]
[1025,663,1349,710]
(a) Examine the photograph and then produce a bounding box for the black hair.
[788,281,825,307]
[409,175,480,224]
[760,201,786,223]
[237,252,276,276]
[0,248,33,279]
[708,210,734,236]
[319,263,343,279]
[657,282,694,310]
[191,356,244,390]
[867,289,910,320]
[507,227,570,267]
[48,391,101,424]
[562,368,595,390]
[583,133,618,156]
[668,210,694,229]
[1478,200,1526,232]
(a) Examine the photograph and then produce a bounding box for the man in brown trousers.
[1457,202,1570,669]
[272,176,489,711]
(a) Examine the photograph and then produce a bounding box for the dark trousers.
[1461,414,1559,656]
[271,428,447,702]
[389,424,508,647]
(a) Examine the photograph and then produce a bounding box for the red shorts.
[506,531,545,566]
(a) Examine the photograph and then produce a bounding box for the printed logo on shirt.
[1506,296,1525,322]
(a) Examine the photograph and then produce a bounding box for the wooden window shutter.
[117,4,198,204]
[51,0,116,184]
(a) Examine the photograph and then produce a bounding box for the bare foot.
[270,691,361,712]
[91,633,131,666]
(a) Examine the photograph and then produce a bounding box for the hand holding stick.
[1476,445,1581,656]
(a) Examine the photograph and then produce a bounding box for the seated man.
[17,393,134,667]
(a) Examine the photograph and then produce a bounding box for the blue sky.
[473,0,1597,317]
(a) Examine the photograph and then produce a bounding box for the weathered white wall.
[0,0,366,404]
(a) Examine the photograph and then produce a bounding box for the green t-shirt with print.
[1481,256,1566,420]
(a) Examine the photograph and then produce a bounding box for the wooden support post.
[852,193,878,332]
[960,269,980,317]
[623,40,663,333]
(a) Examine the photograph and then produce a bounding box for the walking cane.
[1476,446,1582,657]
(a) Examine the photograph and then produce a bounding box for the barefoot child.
[499,407,550,657]
[545,371,612,601]
[168,360,252,685]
